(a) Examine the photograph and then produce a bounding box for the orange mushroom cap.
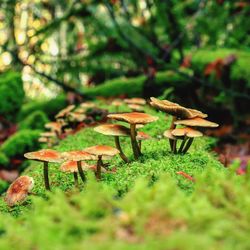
[60,161,93,173]
[124,98,146,105]
[83,145,119,157]
[108,112,158,124]
[24,149,62,163]
[136,131,152,140]
[61,150,97,161]
[94,124,130,137]
[5,176,34,207]
[55,105,75,119]
[174,117,219,128]
[171,127,203,138]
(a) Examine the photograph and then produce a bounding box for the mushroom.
[83,145,119,180]
[94,124,130,163]
[80,102,96,109]
[171,127,203,153]
[24,149,62,191]
[150,97,207,153]
[61,151,96,183]
[55,105,75,119]
[39,132,57,147]
[111,99,123,112]
[45,122,63,138]
[107,112,158,159]
[5,176,34,207]
[128,104,144,112]
[174,117,219,128]
[60,161,93,188]
[124,98,146,105]
[136,131,151,151]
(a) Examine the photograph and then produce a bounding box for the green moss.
[0,71,24,122]
[18,94,67,120]
[19,111,49,131]
[0,130,41,159]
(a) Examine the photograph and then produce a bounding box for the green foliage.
[0,168,249,249]
[0,130,41,159]
[18,95,67,121]
[19,111,49,131]
[0,71,24,122]
[83,70,186,98]
[0,152,9,167]
[0,180,8,195]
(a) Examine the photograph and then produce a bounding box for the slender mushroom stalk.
[114,136,129,163]
[96,155,103,180]
[130,124,141,159]
[77,161,86,183]
[182,138,194,154]
[43,161,50,191]
[178,136,187,153]
[169,116,177,152]
[73,172,79,188]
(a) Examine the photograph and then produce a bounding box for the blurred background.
[0,0,249,188]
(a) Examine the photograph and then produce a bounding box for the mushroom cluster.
[150,97,218,154]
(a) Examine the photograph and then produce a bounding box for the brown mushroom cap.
[94,124,130,137]
[174,117,219,128]
[124,98,146,105]
[38,137,49,143]
[40,132,56,138]
[5,176,34,206]
[163,129,177,140]
[60,161,93,173]
[171,127,203,138]
[111,99,123,107]
[83,145,119,157]
[61,151,97,161]
[128,104,144,112]
[150,97,207,119]
[136,131,152,140]
[24,149,62,163]
[68,112,86,122]
[45,122,62,133]
[108,112,158,124]
[55,105,75,119]
[80,102,96,109]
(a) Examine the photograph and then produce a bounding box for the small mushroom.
[83,145,119,180]
[163,129,178,153]
[94,124,130,163]
[5,176,34,207]
[128,104,144,112]
[108,112,158,159]
[24,149,62,191]
[60,161,93,188]
[136,131,151,151]
[55,105,75,119]
[124,98,146,105]
[111,99,123,112]
[68,112,86,122]
[80,102,96,109]
[45,122,63,138]
[61,151,96,183]
[171,127,203,153]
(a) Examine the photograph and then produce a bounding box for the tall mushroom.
[94,124,130,163]
[61,151,96,183]
[83,145,119,180]
[108,112,158,159]
[60,161,93,188]
[24,149,62,191]
[5,176,34,207]
[150,97,207,152]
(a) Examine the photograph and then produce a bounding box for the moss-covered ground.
[1,101,248,249]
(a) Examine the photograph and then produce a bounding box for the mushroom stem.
[73,172,79,188]
[138,140,142,151]
[182,138,194,154]
[178,136,187,153]
[169,116,177,153]
[130,124,141,159]
[173,140,177,154]
[114,136,129,163]
[77,161,86,183]
[96,155,102,180]
[43,161,50,191]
